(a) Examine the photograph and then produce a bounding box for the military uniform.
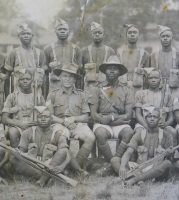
[47,85,95,167]
[90,56,133,172]
[122,126,173,184]
[2,87,45,133]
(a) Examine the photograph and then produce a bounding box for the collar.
[59,86,78,95]
[101,80,120,88]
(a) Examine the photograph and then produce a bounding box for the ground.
[0,176,179,200]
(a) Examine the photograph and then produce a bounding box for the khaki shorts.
[93,123,131,139]
[52,123,94,141]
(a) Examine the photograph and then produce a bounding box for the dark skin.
[18,31,33,49]
[2,73,36,130]
[119,110,166,181]
[135,71,173,129]
[126,26,139,48]
[55,24,69,41]
[91,28,104,46]
[160,30,173,51]
[91,65,132,125]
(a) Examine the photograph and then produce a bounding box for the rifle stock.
[126,145,179,180]
[0,142,78,187]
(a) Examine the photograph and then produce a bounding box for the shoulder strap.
[71,44,76,64]
[15,47,23,66]
[33,47,40,67]
[88,45,93,63]
[172,47,177,68]
[103,46,109,62]
[51,43,57,62]
[141,128,147,143]
[138,49,145,68]
[158,128,163,146]
[32,126,37,143]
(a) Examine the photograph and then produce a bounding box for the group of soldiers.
[0,18,179,187]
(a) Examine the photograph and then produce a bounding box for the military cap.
[99,55,127,76]
[17,23,32,35]
[143,105,160,118]
[124,24,139,33]
[55,18,69,29]
[158,25,172,36]
[90,21,104,32]
[14,67,34,80]
[34,106,50,114]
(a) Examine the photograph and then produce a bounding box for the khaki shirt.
[128,128,173,159]
[47,87,90,118]
[117,46,149,81]
[135,89,172,112]
[82,44,115,73]
[44,41,81,68]
[90,81,133,115]
[5,46,46,72]
[150,48,179,79]
[2,88,45,122]
[19,126,62,156]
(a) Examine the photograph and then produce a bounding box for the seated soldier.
[0,106,74,187]
[119,107,173,186]
[2,69,45,147]
[90,55,134,174]
[135,68,175,141]
[46,63,95,168]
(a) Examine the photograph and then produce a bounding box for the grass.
[0,176,179,200]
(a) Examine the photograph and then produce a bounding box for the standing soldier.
[44,18,81,93]
[4,23,47,95]
[2,69,45,147]
[46,63,95,168]
[151,25,179,83]
[82,22,115,87]
[117,24,149,94]
[90,55,134,174]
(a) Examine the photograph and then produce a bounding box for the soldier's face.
[18,31,33,45]
[55,25,69,40]
[127,27,139,43]
[148,71,160,89]
[92,28,104,43]
[60,71,76,88]
[160,31,173,47]
[37,111,52,128]
[105,65,120,80]
[18,73,32,90]
[146,111,160,128]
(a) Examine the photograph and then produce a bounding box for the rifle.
[125,145,179,181]
[0,142,78,187]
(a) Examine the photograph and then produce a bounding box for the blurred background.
[1,0,179,55]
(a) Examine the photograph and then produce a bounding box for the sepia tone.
[0,0,179,200]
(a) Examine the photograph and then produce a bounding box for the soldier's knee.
[162,160,172,170]
[8,128,20,147]
[95,127,108,143]
[121,127,133,142]
[83,131,95,145]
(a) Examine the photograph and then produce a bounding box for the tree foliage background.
[0,0,179,51]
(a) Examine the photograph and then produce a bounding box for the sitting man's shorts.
[93,123,131,138]
[52,123,94,141]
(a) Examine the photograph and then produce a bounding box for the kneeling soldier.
[119,107,173,185]
[90,55,134,173]
[46,63,95,168]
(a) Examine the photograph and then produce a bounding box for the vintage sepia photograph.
[0,0,179,199]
